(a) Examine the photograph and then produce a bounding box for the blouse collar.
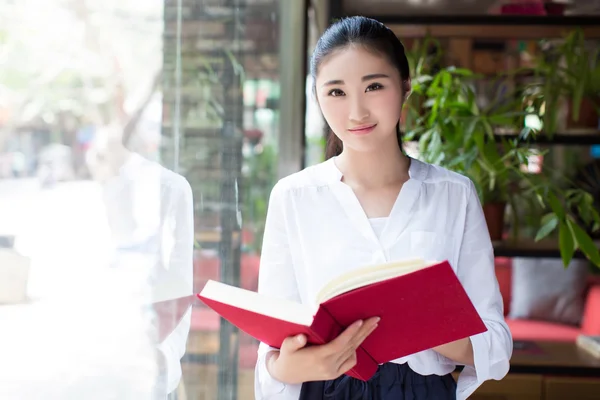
[320,155,428,184]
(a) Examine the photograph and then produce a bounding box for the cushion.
[494,257,513,316]
[581,285,600,335]
[506,318,580,342]
[509,257,589,326]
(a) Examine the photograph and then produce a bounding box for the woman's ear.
[402,78,412,101]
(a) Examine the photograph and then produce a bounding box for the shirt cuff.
[472,333,491,381]
[156,307,192,394]
[255,348,287,398]
[456,332,510,400]
[158,339,183,394]
[158,334,182,393]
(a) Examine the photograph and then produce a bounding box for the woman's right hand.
[266,317,380,384]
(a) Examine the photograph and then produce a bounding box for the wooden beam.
[389,24,600,40]
[278,0,308,177]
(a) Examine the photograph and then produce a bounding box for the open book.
[198,258,487,381]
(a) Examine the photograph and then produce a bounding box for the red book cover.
[321,260,487,364]
[197,260,487,381]
[199,296,378,380]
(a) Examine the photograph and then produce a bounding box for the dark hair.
[310,16,411,159]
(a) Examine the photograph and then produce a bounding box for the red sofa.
[495,257,600,341]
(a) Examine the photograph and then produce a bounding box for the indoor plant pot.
[483,202,507,241]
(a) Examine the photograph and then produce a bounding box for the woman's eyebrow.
[321,73,390,87]
[362,73,389,81]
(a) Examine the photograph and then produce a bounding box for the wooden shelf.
[388,23,600,40]
[372,15,600,39]
[370,15,600,26]
[459,341,600,399]
[493,239,589,259]
[495,132,600,146]
[509,340,600,376]
[406,132,600,146]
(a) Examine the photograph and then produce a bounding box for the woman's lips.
[348,123,377,135]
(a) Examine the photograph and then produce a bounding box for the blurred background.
[1,0,600,399]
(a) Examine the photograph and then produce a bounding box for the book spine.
[345,346,379,381]
[316,306,378,381]
[311,306,344,342]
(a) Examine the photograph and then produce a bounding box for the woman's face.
[315,45,404,154]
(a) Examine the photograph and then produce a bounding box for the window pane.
[0,1,289,399]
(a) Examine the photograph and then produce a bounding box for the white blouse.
[254,157,512,400]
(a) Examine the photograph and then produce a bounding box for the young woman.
[254,16,512,400]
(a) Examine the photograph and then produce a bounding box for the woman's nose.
[348,99,370,122]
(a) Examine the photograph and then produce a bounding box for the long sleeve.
[157,307,192,394]
[156,176,195,394]
[254,181,303,400]
[454,180,513,400]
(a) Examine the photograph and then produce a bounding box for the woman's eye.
[366,83,383,92]
[328,89,345,97]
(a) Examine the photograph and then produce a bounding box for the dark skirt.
[299,363,456,400]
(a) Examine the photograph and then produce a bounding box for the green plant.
[242,142,278,253]
[403,38,600,269]
[404,51,535,202]
[526,28,600,135]
[534,188,600,266]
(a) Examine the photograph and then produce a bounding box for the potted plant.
[403,49,536,241]
[527,28,600,135]
[556,29,600,132]
[404,41,600,268]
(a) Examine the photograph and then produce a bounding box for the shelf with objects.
[351,11,600,266]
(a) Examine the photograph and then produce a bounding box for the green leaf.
[590,208,600,226]
[547,192,564,219]
[481,119,494,138]
[463,118,478,143]
[423,98,436,108]
[428,132,444,163]
[570,221,600,267]
[414,75,433,85]
[535,193,545,209]
[535,213,558,241]
[446,102,472,113]
[430,73,442,90]
[441,71,451,88]
[449,67,474,76]
[559,219,576,268]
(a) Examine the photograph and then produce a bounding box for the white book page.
[315,258,438,304]
[200,280,314,326]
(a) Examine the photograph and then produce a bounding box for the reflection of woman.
[7,128,194,400]
[86,130,194,399]
[254,17,512,400]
